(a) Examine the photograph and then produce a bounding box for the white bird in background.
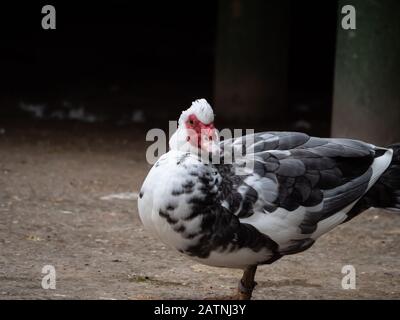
[138,99,400,299]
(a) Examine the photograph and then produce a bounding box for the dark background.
[0,1,400,301]
[0,1,337,135]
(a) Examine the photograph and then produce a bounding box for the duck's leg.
[237,265,258,300]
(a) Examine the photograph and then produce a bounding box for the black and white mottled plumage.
[138,100,400,270]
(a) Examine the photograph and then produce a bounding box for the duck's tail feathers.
[362,143,400,211]
[344,143,400,222]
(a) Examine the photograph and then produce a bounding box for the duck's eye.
[189,119,194,125]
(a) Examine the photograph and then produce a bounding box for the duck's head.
[169,99,220,156]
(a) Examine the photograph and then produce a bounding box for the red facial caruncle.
[185,114,217,152]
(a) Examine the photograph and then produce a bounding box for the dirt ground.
[0,121,399,300]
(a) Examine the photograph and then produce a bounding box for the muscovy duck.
[138,99,400,299]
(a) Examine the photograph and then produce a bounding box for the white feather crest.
[179,99,214,125]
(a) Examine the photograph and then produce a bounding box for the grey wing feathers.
[219,132,377,231]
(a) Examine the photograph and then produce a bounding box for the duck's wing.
[218,132,392,254]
